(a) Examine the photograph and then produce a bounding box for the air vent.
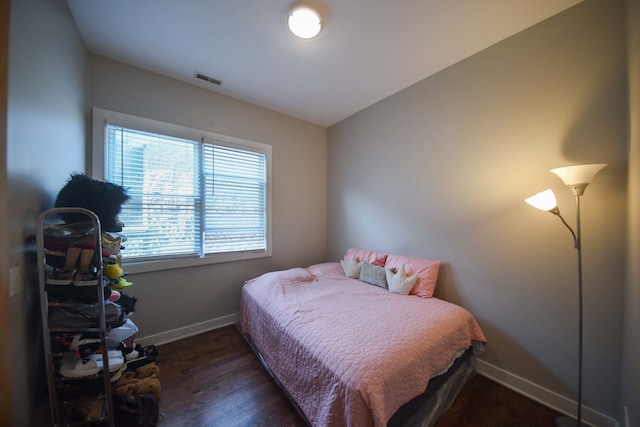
[195,72,222,86]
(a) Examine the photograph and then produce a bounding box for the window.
[92,108,271,273]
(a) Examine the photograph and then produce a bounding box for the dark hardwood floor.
[157,325,305,427]
[432,376,561,427]
[156,325,563,427]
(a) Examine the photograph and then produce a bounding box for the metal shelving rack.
[36,208,115,427]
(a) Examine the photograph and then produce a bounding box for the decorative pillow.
[344,248,388,267]
[359,262,388,289]
[340,256,362,279]
[384,254,442,298]
[385,264,418,295]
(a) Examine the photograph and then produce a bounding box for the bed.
[238,248,486,427]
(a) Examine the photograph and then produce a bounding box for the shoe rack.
[36,208,115,427]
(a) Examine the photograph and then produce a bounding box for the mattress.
[238,262,486,427]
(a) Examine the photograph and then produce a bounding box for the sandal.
[44,248,66,268]
[73,249,98,286]
[46,247,81,285]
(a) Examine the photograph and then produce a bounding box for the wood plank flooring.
[156,325,563,427]
[432,376,561,427]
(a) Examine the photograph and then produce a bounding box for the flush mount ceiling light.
[288,6,322,39]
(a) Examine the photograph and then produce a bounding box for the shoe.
[69,333,103,359]
[44,248,66,268]
[50,332,101,355]
[73,271,98,286]
[125,345,158,370]
[46,247,81,285]
[73,249,98,286]
[59,350,124,378]
[102,233,122,256]
[110,277,133,291]
[110,362,128,382]
[46,269,76,285]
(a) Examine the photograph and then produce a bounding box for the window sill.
[121,250,271,274]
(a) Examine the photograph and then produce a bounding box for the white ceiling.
[66,0,582,127]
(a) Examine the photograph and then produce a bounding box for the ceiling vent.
[195,72,222,86]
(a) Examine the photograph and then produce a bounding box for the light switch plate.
[9,266,21,297]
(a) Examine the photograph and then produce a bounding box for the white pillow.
[340,256,362,279]
[385,264,418,295]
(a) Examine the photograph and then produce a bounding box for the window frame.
[91,107,272,274]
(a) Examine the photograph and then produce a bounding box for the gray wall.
[621,0,640,423]
[7,0,87,425]
[87,55,327,340]
[327,0,627,421]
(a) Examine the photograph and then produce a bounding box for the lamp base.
[555,416,589,427]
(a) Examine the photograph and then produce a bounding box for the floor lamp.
[525,163,607,427]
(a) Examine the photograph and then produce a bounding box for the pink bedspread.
[239,262,486,427]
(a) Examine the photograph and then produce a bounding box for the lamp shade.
[525,189,558,211]
[550,164,607,186]
[288,6,322,39]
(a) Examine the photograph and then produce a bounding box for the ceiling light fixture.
[288,6,322,39]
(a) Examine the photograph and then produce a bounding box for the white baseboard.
[134,313,238,347]
[474,359,619,427]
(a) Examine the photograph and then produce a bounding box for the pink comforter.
[239,262,486,427]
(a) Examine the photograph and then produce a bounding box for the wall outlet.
[9,266,21,297]
[624,405,630,427]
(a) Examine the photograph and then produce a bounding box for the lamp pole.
[549,164,606,427]
[548,196,585,427]
[574,193,583,427]
[526,163,607,427]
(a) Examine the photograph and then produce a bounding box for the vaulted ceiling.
[67,0,583,127]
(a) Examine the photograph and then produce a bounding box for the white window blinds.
[202,141,267,254]
[105,124,268,261]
